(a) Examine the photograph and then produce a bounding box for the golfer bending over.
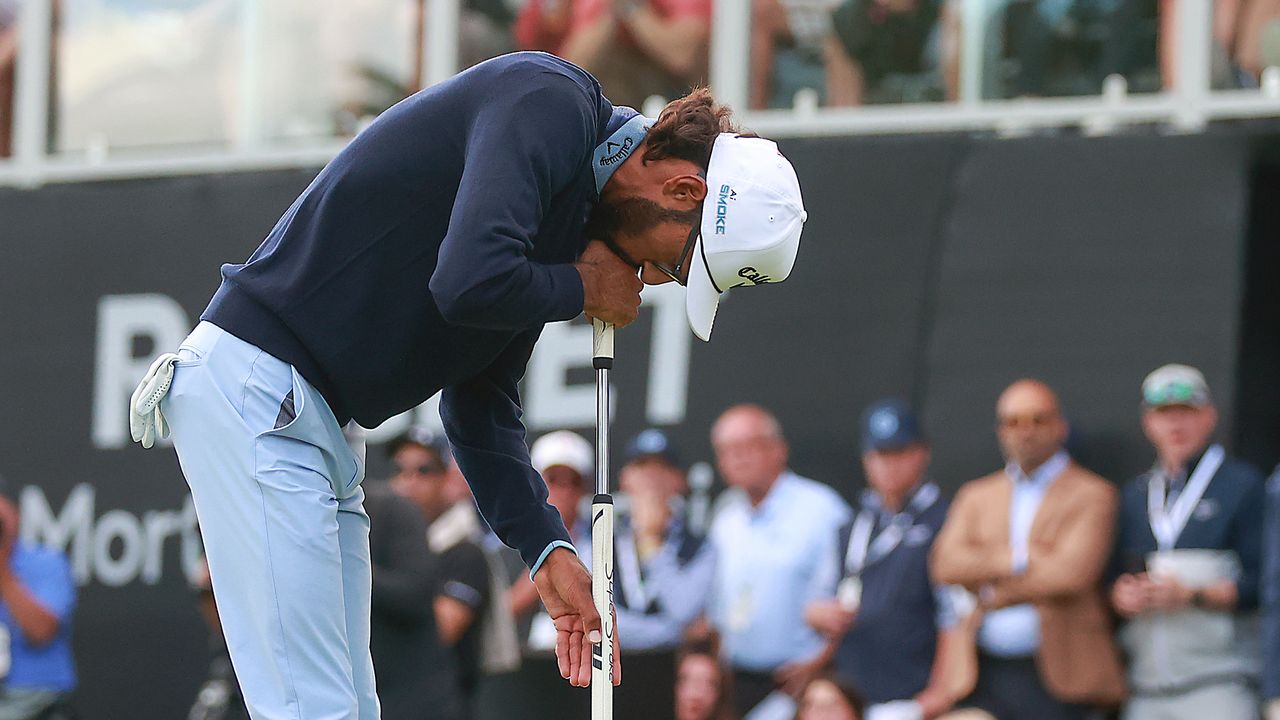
[129,51,806,719]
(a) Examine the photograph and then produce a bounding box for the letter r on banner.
[92,294,190,449]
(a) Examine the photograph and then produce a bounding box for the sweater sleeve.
[1231,467,1267,611]
[429,71,592,330]
[440,328,574,571]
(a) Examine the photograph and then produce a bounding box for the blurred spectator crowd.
[164,361,1279,720]
[461,0,1280,108]
[6,0,1280,157]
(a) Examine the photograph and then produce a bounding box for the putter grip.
[591,497,615,716]
[593,319,614,368]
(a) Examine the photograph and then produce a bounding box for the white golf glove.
[129,353,181,448]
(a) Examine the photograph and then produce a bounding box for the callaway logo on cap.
[687,134,806,341]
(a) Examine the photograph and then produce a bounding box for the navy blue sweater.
[1112,449,1267,609]
[203,53,634,569]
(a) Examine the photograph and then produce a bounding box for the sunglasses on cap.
[1144,381,1205,406]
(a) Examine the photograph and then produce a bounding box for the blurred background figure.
[749,0,845,109]
[826,0,944,105]
[794,675,864,720]
[932,380,1124,720]
[0,480,77,720]
[188,559,249,720]
[507,430,593,652]
[1110,364,1266,720]
[1157,0,1280,88]
[0,0,15,157]
[706,404,852,718]
[364,484,464,720]
[530,0,712,108]
[806,399,956,720]
[612,429,715,720]
[615,428,714,650]
[457,0,518,68]
[1001,0,1139,97]
[387,427,520,718]
[1264,462,1280,720]
[619,428,689,510]
[675,640,738,720]
[515,0,577,54]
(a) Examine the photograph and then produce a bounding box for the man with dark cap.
[806,399,955,720]
[386,427,496,718]
[363,481,465,720]
[606,429,714,720]
[614,428,713,653]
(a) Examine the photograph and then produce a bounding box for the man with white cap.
[1110,364,1267,720]
[128,52,805,718]
[509,430,596,652]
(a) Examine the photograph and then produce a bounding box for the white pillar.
[959,0,988,105]
[234,0,266,150]
[1172,0,1212,131]
[13,0,53,171]
[710,0,750,112]
[425,0,461,88]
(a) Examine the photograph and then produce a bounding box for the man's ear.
[663,173,708,208]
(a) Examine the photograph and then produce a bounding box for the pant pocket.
[259,367,361,499]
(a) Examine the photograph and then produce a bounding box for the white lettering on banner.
[92,295,191,449]
[641,283,691,425]
[19,484,200,587]
[90,286,694,443]
[525,283,691,431]
[526,320,602,429]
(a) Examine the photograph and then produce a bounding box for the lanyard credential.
[1147,444,1225,551]
[615,529,656,613]
[843,482,941,578]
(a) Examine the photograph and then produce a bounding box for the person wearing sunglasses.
[932,379,1125,720]
[1110,364,1267,720]
[387,427,504,719]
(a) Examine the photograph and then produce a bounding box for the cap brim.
[685,233,721,341]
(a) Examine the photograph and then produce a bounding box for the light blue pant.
[163,322,378,720]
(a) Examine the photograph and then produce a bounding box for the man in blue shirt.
[613,430,712,653]
[706,404,851,716]
[128,52,807,719]
[0,485,76,720]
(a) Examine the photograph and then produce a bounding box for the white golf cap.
[530,430,594,482]
[1142,363,1211,407]
[687,134,806,341]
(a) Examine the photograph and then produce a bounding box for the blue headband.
[592,114,655,194]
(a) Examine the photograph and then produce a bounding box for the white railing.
[2,0,1279,188]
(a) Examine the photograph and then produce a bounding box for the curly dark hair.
[642,87,742,169]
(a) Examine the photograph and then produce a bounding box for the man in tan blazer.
[931,379,1126,720]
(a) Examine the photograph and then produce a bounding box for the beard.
[585,195,701,245]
